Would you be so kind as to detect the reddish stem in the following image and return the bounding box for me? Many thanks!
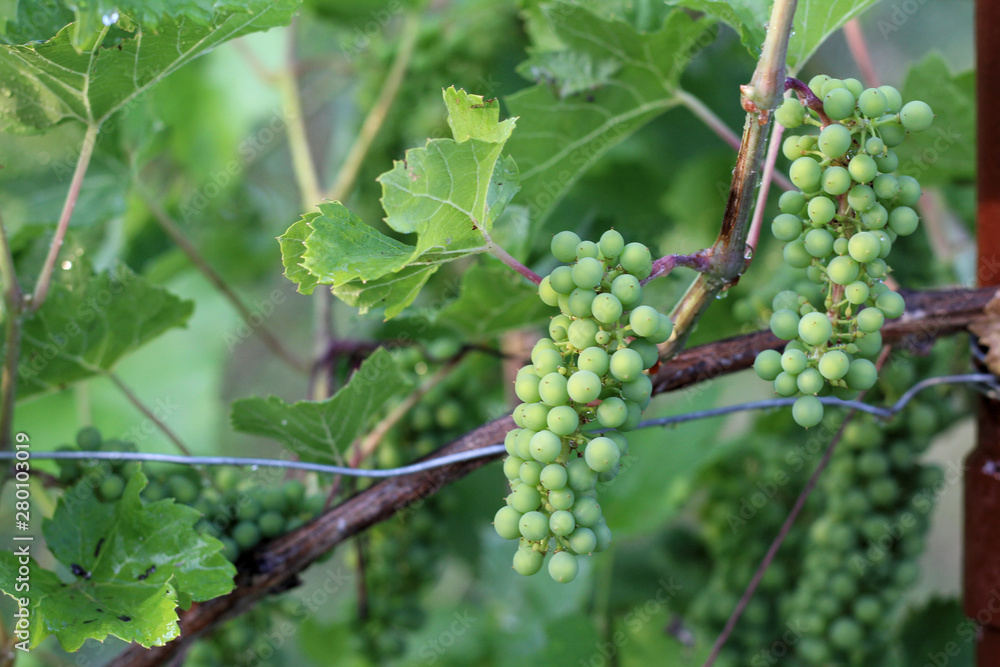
[642,251,713,284]
[785,77,833,127]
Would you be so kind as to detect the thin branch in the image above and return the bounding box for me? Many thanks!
[105,372,193,458]
[325,12,421,202]
[676,89,794,192]
[643,251,712,284]
[747,122,786,252]
[31,124,99,312]
[281,23,323,208]
[138,188,309,373]
[843,19,879,87]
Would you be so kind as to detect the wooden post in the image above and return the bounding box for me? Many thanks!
[964,1,1000,663]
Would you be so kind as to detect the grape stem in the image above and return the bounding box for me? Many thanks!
[785,76,834,126]
[484,233,542,284]
[642,250,713,284]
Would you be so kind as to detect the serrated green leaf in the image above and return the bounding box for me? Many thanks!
[14,264,194,399]
[505,4,715,226]
[898,597,974,667]
[230,347,412,461]
[437,262,551,338]
[0,470,235,651]
[665,0,879,70]
[280,88,519,318]
[0,0,298,133]
[897,54,974,185]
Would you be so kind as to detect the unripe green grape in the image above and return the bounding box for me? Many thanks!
[232,521,262,550]
[779,190,807,214]
[538,277,560,306]
[627,338,659,369]
[549,314,571,341]
[628,305,659,337]
[857,87,888,117]
[861,203,888,230]
[848,153,878,183]
[584,437,620,473]
[540,464,568,490]
[754,349,783,381]
[609,348,644,382]
[793,395,824,428]
[646,314,674,344]
[842,77,864,98]
[772,290,801,312]
[818,350,850,380]
[827,255,861,285]
[592,521,613,552]
[856,307,885,334]
[619,242,652,279]
[519,460,542,485]
[503,454,523,479]
[76,426,102,450]
[817,124,852,159]
[872,229,893,257]
[568,527,598,554]
[798,312,833,345]
[515,372,541,403]
[529,429,562,463]
[576,241,599,259]
[878,85,903,113]
[573,496,603,526]
[548,550,579,583]
[548,487,575,511]
[804,228,834,257]
[783,240,813,269]
[512,547,544,575]
[900,100,934,132]
[781,348,808,374]
[532,347,562,376]
[578,346,610,376]
[872,174,899,201]
[538,372,569,406]
[790,156,823,190]
[617,400,642,432]
[595,228,624,259]
[551,231,582,263]
[566,458,597,492]
[848,184,877,212]
[829,617,864,650]
[259,511,286,538]
[620,374,652,407]
[888,206,919,236]
[770,309,801,340]
[591,293,623,324]
[782,134,803,161]
[168,475,200,504]
[865,136,885,155]
[876,290,905,318]
[549,510,576,536]
[822,166,852,195]
[567,369,602,404]
[550,266,577,294]
[808,74,831,96]
[557,293,572,317]
[874,149,899,172]
[797,368,825,395]
[567,288,597,318]
[494,506,522,540]
[567,318,599,350]
[866,258,888,279]
[518,511,550,541]
[848,231,881,263]
[572,257,604,289]
[845,358,878,390]
[610,274,642,308]
[596,397,627,428]
[773,371,799,397]
[509,484,542,513]
[521,402,549,431]
[855,330,882,357]
[771,213,803,242]
[594,330,612,346]
[844,281,870,304]
[896,175,922,206]
[877,117,906,147]
[808,197,837,226]
[775,97,806,128]
[546,404,579,436]
[99,474,125,501]
[823,88,856,120]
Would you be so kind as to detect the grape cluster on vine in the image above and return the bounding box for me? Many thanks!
[756,75,934,427]
[496,230,672,582]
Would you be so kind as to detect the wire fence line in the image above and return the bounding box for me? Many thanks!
[2,373,996,478]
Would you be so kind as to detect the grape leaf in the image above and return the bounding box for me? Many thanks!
[437,262,552,338]
[230,347,412,462]
[0,470,235,651]
[14,264,194,399]
[279,88,519,318]
[504,4,715,226]
[897,54,975,185]
[0,0,298,133]
[664,0,878,70]
[897,598,974,667]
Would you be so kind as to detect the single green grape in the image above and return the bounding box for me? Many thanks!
[857,88,888,117]
[779,190,807,214]
[508,483,542,513]
[822,166,852,195]
[900,100,934,132]
[578,347,610,376]
[845,358,878,390]
[591,292,623,324]
[572,257,604,289]
[770,309,801,340]
[798,312,833,345]
[783,240,813,269]
[518,511,551,541]
[790,157,823,190]
[576,241,600,259]
[596,397,628,428]
[512,547,544,576]
[878,85,903,113]
[797,368,825,395]
[823,88,856,120]
[573,497,603,526]
[584,437,620,473]
[792,395,824,428]
[876,291,905,318]
[540,464,568,490]
[494,506,522,540]
[519,460,543,485]
[567,318,600,350]
[609,349,644,382]
[888,206,919,236]
[772,214,803,242]
[551,231,582,263]
[808,197,837,226]
[629,305,660,337]
[567,288,597,318]
[848,153,878,183]
[754,349,783,381]
[546,405,579,436]
[549,510,576,536]
[619,243,652,279]
[599,229,625,260]
[548,551,579,583]
[848,231,881,263]
[818,351,850,380]
[567,527,597,555]
[567,370,602,404]
[804,228,834,257]
[529,429,562,463]
[817,124,852,159]
[827,255,861,285]
[610,274,642,308]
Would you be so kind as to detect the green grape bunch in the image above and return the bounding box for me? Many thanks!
[494,230,673,583]
[756,76,935,428]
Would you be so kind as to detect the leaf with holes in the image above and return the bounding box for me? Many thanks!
[0,0,298,133]
[0,470,235,651]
